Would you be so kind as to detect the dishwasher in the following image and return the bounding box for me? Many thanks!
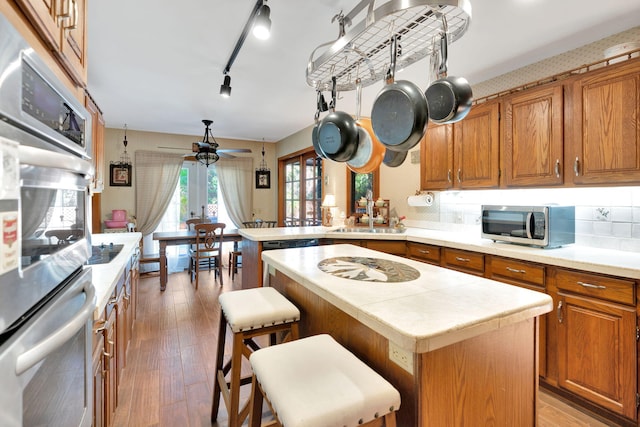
[262,239,320,251]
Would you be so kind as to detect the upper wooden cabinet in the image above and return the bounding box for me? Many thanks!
[15,0,87,86]
[453,100,500,189]
[502,83,564,187]
[566,59,640,185]
[85,93,105,193]
[420,122,453,190]
[420,101,500,190]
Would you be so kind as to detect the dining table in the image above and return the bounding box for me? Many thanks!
[152,228,241,291]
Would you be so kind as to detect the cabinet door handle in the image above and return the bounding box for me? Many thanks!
[506,267,526,274]
[456,169,462,183]
[63,0,78,30]
[554,159,560,178]
[557,300,563,323]
[447,170,452,183]
[573,157,580,176]
[418,249,430,254]
[455,257,470,263]
[577,281,606,290]
[57,0,71,23]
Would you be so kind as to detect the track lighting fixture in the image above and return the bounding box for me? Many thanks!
[220,0,273,98]
[253,1,271,40]
[220,75,232,98]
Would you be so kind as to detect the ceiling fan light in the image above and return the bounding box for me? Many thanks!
[220,75,232,98]
[253,4,271,40]
[196,150,219,167]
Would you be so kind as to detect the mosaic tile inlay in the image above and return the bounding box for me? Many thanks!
[318,256,420,283]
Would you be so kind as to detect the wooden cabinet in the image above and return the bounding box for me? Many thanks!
[420,101,500,190]
[15,0,87,86]
[93,319,106,427]
[420,123,454,190]
[406,242,441,265]
[363,240,406,256]
[487,256,548,378]
[553,268,637,420]
[86,93,105,194]
[441,248,484,276]
[92,247,139,427]
[566,59,640,185]
[103,301,117,426]
[502,83,565,187]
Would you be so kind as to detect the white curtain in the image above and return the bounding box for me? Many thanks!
[134,151,183,236]
[217,158,253,228]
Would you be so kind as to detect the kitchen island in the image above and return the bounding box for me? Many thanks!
[262,244,553,426]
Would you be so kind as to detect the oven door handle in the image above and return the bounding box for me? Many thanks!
[15,279,96,375]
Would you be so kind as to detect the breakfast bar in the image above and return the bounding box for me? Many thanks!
[262,244,553,426]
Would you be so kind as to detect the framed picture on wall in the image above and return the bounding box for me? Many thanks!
[256,170,270,189]
[110,164,132,187]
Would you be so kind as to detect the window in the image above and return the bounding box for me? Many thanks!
[279,150,322,226]
[144,162,232,273]
[346,169,379,214]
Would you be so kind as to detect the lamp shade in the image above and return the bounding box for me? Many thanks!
[322,194,336,207]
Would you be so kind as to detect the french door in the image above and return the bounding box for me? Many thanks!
[278,150,322,226]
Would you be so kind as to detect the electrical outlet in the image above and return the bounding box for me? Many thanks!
[389,341,413,374]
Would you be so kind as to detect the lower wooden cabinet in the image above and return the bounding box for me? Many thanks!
[441,248,484,276]
[553,268,637,421]
[93,250,139,427]
[406,242,441,265]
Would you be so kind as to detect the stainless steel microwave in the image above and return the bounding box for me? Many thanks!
[481,205,575,248]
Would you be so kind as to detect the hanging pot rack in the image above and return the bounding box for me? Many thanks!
[306,0,472,92]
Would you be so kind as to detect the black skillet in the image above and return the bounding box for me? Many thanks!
[425,16,473,124]
[317,77,359,162]
[371,35,429,152]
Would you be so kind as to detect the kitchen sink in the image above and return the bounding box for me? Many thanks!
[332,227,406,234]
[87,244,124,265]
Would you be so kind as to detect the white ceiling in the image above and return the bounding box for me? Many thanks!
[86,0,640,143]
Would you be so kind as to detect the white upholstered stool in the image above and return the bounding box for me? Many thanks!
[248,334,401,427]
[211,287,300,427]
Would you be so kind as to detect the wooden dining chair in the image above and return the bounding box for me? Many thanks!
[189,222,225,289]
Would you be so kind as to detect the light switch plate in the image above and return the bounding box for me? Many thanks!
[410,150,420,164]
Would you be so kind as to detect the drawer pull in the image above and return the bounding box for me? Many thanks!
[577,281,606,290]
[455,257,470,263]
[418,249,430,254]
[506,267,526,274]
[557,301,563,323]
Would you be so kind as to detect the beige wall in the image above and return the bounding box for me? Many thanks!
[98,128,277,227]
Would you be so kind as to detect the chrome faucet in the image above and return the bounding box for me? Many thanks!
[366,189,374,232]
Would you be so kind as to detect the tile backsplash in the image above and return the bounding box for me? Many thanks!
[405,187,640,253]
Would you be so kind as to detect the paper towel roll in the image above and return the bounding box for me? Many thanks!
[407,194,433,207]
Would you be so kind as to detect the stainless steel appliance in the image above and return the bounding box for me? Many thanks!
[481,205,575,248]
[0,12,95,427]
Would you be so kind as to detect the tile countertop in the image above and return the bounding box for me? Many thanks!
[239,226,640,280]
[262,244,553,354]
[88,232,142,320]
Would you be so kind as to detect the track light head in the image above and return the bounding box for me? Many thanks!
[220,75,231,98]
[253,4,271,40]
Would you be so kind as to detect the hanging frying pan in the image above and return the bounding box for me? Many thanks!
[347,79,385,173]
[317,76,359,162]
[371,35,428,152]
[312,90,328,158]
[382,147,407,167]
[425,16,473,124]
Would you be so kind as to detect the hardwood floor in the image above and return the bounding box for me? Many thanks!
[114,269,618,427]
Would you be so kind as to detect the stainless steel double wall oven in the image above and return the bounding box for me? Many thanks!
[0,12,96,427]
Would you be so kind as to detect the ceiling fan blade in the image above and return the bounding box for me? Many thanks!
[218,152,237,159]
[218,148,252,153]
[158,146,188,150]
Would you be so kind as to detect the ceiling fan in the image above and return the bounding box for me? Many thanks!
[158,119,251,165]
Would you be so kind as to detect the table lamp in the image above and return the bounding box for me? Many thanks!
[321,194,336,227]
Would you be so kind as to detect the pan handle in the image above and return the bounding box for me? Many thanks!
[385,35,399,85]
[330,76,337,111]
[356,78,363,120]
[438,15,449,78]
